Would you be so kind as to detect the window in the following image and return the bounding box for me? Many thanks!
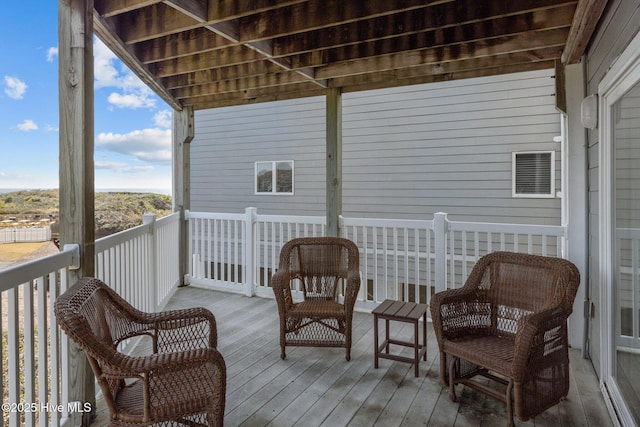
[255,161,294,195]
[512,151,555,197]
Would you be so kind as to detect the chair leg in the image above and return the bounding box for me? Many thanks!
[281,345,286,360]
[506,380,515,427]
[439,351,448,386]
[448,356,458,402]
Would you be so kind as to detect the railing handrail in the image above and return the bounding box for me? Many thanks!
[186,210,246,221]
[616,227,640,238]
[95,212,180,252]
[156,211,180,227]
[0,244,79,292]
[341,215,433,229]
[257,213,326,224]
[95,222,152,251]
[449,219,566,235]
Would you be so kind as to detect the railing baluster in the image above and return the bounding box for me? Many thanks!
[8,287,20,427]
[24,282,35,427]
[49,271,60,427]
[38,276,48,427]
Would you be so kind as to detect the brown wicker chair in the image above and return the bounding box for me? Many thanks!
[272,237,361,361]
[430,251,580,426]
[54,277,226,426]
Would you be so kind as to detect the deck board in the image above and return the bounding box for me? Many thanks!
[90,286,614,427]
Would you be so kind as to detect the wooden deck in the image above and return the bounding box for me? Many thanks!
[91,286,613,427]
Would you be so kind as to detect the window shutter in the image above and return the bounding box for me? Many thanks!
[514,152,553,196]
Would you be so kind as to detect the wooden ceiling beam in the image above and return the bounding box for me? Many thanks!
[173,73,314,98]
[135,28,233,64]
[168,0,326,86]
[91,0,592,110]
[340,61,555,94]
[164,0,207,22]
[162,61,286,89]
[182,61,555,110]
[272,2,576,57]
[152,45,266,77]
[94,0,162,18]
[239,0,574,42]
[182,85,327,109]
[173,48,559,99]
[114,3,201,44]
[205,0,309,22]
[288,10,572,70]
[316,27,568,80]
[561,0,608,64]
[238,0,451,42]
[329,49,560,88]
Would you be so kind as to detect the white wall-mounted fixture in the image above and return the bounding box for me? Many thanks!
[581,94,598,129]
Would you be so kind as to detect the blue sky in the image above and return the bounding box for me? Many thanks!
[0,2,172,193]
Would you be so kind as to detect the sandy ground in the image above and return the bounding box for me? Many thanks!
[0,241,60,269]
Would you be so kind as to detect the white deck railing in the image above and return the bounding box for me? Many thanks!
[0,212,180,426]
[95,213,181,312]
[0,208,569,426]
[188,210,568,310]
[0,244,78,427]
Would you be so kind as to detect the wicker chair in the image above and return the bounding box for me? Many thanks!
[272,237,361,361]
[430,251,580,426]
[54,278,226,426]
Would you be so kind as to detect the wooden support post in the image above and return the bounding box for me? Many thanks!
[326,88,342,237]
[172,107,194,286]
[58,0,95,424]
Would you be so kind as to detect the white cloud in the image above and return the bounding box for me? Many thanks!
[107,92,156,109]
[96,128,172,164]
[44,124,59,132]
[17,119,38,131]
[4,76,28,99]
[153,110,172,128]
[94,37,157,110]
[47,47,58,62]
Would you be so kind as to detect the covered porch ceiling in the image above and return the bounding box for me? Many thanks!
[94,0,608,111]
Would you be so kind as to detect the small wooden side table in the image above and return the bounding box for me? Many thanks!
[373,299,428,377]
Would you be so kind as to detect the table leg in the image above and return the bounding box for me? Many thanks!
[385,319,390,353]
[374,314,379,368]
[422,311,427,361]
[414,319,419,377]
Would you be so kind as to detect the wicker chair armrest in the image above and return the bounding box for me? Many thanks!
[430,287,483,341]
[103,346,223,378]
[272,270,294,311]
[512,307,570,379]
[121,306,212,329]
[343,272,361,313]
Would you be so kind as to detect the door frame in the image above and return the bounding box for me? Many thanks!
[598,28,640,427]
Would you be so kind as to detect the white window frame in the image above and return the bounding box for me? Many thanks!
[254,160,294,195]
[511,150,555,198]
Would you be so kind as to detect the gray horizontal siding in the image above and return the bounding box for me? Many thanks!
[191,96,327,215]
[190,69,561,224]
[342,69,560,224]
